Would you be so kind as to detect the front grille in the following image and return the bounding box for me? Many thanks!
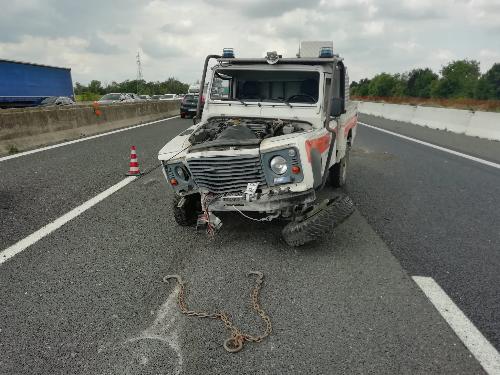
[187,155,267,194]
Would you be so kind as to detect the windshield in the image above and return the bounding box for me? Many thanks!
[100,94,121,100]
[211,69,320,104]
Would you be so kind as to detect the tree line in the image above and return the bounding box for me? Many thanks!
[350,60,500,100]
[74,78,190,100]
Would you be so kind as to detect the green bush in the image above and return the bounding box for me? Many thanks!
[350,58,498,101]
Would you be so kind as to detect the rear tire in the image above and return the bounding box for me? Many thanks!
[172,194,200,226]
[281,195,354,247]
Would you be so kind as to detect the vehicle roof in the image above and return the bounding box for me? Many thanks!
[0,58,71,71]
[217,57,341,65]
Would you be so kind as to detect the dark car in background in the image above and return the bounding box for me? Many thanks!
[180,94,203,118]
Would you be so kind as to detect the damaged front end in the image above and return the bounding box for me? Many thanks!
[162,117,316,229]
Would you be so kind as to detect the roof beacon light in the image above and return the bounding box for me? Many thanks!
[319,46,334,58]
[222,48,235,58]
[266,51,279,65]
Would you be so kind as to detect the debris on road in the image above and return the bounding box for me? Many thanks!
[164,271,272,353]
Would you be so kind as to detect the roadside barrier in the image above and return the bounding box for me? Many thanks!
[126,145,141,175]
[357,101,500,141]
[0,100,180,155]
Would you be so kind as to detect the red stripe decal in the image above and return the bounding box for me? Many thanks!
[344,115,358,136]
[305,133,331,162]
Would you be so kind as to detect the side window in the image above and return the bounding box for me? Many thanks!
[211,75,231,99]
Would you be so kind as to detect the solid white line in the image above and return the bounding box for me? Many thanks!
[358,122,500,170]
[0,176,137,266]
[413,276,500,374]
[0,116,179,163]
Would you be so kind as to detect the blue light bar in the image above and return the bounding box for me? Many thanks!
[319,47,334,58]
[222,48,235,58]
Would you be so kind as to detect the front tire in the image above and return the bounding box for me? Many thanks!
[329,146,350,188]
[281,195,355,247]
[172,194,200,226]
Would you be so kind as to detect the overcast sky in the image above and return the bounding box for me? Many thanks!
[0,0,499,85]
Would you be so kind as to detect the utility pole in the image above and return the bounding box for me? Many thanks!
[136,51,143,94]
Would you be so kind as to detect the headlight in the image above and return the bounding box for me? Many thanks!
[175,166,188,180]
[270,156,288,175]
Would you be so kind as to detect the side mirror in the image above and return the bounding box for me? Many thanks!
[330,97,344,117]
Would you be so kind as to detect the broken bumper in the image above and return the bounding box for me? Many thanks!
[208,189,316,212]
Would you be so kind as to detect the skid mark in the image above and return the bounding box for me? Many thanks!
[123,286,184,375]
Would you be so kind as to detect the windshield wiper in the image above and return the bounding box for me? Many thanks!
[271,98,292,108]
[236,98,248,106]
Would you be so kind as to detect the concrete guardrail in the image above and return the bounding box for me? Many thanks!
[357,101,500,141]
[0,100,180,155]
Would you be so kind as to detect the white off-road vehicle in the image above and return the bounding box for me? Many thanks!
[158,42,358,246]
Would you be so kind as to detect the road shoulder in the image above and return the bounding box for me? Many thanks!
[359,113,500,164]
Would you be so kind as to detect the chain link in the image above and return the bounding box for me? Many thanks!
[164,271,272,353]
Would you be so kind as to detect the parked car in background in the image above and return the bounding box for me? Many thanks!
[151,95,162,100]
[38,96,75,107]
[139,95,151,100]
[97,93,130,104]
[180,93,203,118]
[160,94,177,101]
[127,93,144,101]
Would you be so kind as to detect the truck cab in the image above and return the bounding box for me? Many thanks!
[158,42,357,245]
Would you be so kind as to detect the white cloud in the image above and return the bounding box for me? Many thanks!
[362,21,385,36]
[479,49,500,71]
[0,0,498,84]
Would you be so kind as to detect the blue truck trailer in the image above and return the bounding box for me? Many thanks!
[0,59,74,108]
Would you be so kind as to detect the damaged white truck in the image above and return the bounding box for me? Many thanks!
[158,42,358,246]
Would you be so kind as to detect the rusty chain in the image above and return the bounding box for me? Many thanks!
[163,271,272,353]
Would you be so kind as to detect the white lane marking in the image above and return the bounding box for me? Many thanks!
[413,276,500,375]
[0,116,179,163]
[0,176,136,266]
[358,122,500,170]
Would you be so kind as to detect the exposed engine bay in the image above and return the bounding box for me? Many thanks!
[188,117,312,150]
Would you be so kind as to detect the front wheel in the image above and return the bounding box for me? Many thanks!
[281,195,355,246]
[328,146,350,188]
[172,194,200,226]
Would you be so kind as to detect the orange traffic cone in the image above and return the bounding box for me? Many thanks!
[126,146,142,175]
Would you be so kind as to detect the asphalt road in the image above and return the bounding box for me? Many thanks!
[351,114,500,351]
[0,115,497,374]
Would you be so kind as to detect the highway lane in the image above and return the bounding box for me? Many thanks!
[349,115,500,351]
[0,163,483,374]
[0,116,186,250]
[0,116,494,374]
